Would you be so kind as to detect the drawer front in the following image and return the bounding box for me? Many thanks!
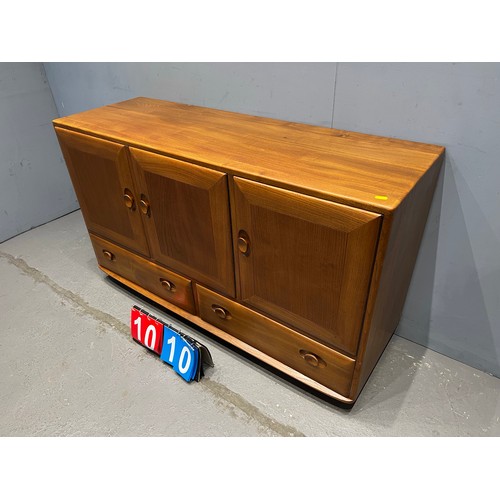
[196,285,355,396]
[90,234,196,314]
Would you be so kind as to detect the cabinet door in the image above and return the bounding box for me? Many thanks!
[129,148,235,297]
[55,128,149,256]
[232,177,381,356]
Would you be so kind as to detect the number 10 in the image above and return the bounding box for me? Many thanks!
[133,315,157,351]
[166,336,192,374]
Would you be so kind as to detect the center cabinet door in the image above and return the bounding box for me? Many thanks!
[231,177,382,356]
[129,148,235,297]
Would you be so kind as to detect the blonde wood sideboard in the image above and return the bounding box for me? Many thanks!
[54,97,444,405]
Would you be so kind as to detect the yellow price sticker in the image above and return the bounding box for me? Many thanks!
[375,195,388,200]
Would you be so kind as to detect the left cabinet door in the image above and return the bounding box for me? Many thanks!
[55,128,149,256]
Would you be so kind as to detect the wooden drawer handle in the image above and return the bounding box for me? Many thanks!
[299,350,326,368]
[102,250,115,261]
[123,189,135,210]
[159,278,176,293]
[211,304,231,320]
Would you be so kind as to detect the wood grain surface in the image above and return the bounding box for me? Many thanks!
[90,233,196,314]
[53,97,445,215]
[349,154,444,400]
[196,284,356,397]
[231,177,381,355]
[129,147,235,296]
[55,127,150,256]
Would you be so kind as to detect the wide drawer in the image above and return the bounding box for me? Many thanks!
[196,285,355,397]
[90,234,196,314]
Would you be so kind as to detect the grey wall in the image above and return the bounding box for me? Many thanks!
[44,62,337,126]
[333,63,500,381]
[0,63,78,242]
[43,62,500,379]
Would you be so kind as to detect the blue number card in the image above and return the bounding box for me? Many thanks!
[161,326,200,382]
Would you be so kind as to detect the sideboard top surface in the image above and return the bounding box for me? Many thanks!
[53,97,445,214]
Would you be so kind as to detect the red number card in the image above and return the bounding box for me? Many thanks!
[130,306,164,355]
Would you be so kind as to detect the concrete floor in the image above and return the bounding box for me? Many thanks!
[1,210,499,437]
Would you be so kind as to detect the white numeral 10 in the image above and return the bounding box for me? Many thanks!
[166,335,192,374]
[133,316,157,350]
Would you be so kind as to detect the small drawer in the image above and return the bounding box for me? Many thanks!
[196,285,355,397]
[90,234,196,314]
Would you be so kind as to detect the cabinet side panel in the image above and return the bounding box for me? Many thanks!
[350,154,444,400]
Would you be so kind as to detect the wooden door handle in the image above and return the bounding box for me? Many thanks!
[139,196,151,216]
[237,230,250,256]
[211,304,231,320]
[159,278,176,292]
[123,189,135,210]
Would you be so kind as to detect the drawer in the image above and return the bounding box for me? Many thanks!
[196,284,355,396]
[90,234,196,314]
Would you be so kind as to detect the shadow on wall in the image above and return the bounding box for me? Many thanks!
[398,154,500,379]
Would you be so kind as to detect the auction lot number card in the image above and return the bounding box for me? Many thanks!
[130,305,213,382]
[131,306,163,354]
[160,326,199,382]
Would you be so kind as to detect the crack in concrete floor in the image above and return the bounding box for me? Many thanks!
[0,249,304,437]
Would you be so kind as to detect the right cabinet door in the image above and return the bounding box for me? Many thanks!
[232,177,382,356]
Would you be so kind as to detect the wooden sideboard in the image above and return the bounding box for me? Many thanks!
[53,97,444,405]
